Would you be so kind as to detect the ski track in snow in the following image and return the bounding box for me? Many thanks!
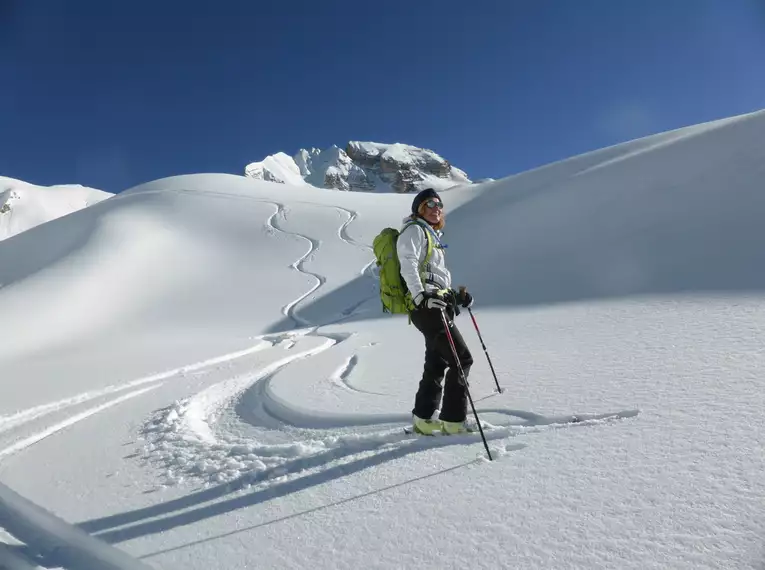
[0,191,390,487]
[144,348,638,487]
[142,324,637,488]
[268,202,377,327]
[135,197,419,486]
[265,203,326,329]
[1,186,637,497]
[0,190,374,457]
[0,386,161,460]
[0,339,277,459]
[335,206,377,279]
[329,354,386,396]
[137,193,638,487]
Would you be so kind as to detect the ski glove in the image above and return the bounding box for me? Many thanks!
[455,288,474,309]
[413,291,448,310]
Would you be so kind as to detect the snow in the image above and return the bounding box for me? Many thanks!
[244,152,308,186]
[0,528,44,570]
[0,481,150,569]
[300,145,360,190]
[349,140,453,171]
[248,141,472,193]
[294,148,321,177]
[346,140,387,158]
[451,165,472,183]
[0,176,112,241]
[1,109,765,569]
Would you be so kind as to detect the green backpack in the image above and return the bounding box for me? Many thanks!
[373,220,434,314]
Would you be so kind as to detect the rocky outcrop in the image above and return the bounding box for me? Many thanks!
[245,141,471,193]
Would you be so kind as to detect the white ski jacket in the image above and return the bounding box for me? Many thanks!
[396,217,452,300]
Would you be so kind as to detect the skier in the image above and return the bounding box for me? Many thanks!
[396,188,475,435]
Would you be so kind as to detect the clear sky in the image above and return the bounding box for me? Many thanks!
[1,0,764,192]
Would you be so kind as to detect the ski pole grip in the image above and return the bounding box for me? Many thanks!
[459,285,467,294]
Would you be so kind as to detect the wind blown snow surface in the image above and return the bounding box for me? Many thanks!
[1,110,765,569]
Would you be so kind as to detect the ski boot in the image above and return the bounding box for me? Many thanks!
[412,414,443,436]
[440,419,476,435]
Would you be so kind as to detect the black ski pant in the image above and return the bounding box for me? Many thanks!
[410,306,473,423]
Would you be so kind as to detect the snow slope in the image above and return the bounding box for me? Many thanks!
[0,176,112,241]
[1,110,765,569]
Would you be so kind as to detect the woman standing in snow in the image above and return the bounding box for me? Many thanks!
[396,188,474,435]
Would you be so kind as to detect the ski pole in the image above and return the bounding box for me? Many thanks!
[440,308,493,461]
[458,286,502,394]
[467,308,503,393]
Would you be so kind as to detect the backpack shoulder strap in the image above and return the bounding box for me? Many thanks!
[422,226,434,265]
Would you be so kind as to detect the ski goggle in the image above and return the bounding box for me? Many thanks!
[425,199,443,209]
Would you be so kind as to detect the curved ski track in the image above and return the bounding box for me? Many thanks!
[138,195,637,487]
[328,354,386,396]
[0,339,276,459]
[265,203,324,329]
[139,197,411,485]
[0,195,379,462]
[0,188,637,495]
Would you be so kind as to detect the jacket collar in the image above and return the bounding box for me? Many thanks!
[403,215,442,236]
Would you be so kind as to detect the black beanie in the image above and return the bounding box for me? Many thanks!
[411,188,441,216]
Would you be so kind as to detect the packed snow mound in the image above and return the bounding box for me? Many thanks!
[0,176,112,241]
[245,141,471,193]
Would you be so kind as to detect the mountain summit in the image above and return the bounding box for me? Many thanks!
[245,141,471,193]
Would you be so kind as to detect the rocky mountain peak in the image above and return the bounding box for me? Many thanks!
[245,141,471,193]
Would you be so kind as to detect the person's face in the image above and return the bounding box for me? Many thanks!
[422,198,443,225]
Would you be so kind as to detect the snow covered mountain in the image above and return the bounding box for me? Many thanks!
[245,141,472,193]
[2,109,765,569]
[0,176,112,241]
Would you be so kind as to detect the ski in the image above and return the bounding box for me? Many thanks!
[403,425,484,437]
[402,409,638,436]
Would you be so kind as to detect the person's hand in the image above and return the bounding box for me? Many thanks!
[414,291,448,310]
[456,288,473,308]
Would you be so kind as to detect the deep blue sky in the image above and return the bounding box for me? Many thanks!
[1,1,764,193]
